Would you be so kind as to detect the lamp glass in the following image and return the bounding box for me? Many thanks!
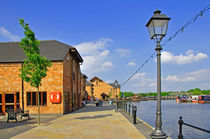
[147,19,169,40]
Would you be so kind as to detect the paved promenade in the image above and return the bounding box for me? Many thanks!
[10,102,146,139]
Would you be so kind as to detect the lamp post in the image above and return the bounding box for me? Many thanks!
[146,10,170,139]
[114,80,118,99]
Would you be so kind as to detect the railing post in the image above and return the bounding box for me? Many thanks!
[133,106,137,124]
[124,101,125,111]
[132,105,134,117]
[126,102,127,113]
[128,104,130,115]
[178,116,184,139]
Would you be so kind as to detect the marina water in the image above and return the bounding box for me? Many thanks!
[133,100,210,139]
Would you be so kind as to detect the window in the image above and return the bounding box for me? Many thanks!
[32,92,36,105]
[16,92,19,103]
[27,92,31,106]
[5,94,14,103]
[27,92,47,106]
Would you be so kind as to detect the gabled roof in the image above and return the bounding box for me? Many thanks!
[89,76,103,82]
[0,40,83,63]
[90,76,121,88]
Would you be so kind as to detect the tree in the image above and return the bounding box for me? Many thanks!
[119,92,124,98]
[18,18,52,125]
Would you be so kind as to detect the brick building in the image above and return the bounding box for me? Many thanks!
[0,40,85,115]
[89,76,120,100]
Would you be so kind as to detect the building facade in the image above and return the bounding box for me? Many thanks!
[0,40,84,115]
[85,81,94,99]
[89,76,120,100]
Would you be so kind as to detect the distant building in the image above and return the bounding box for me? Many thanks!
[89,76,120,100]
[86,81,94,98]
[81,74,88,101]
[0,40,85,115]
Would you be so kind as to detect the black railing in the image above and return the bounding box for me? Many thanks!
[178,116,210,139]
[117,101,137,124]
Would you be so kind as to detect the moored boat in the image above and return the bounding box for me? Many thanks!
[191,95,199,103]
[176,96,191,103]
[198,95,210,103]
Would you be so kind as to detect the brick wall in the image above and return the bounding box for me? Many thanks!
[24,61,64,114]
[0,53,83,114]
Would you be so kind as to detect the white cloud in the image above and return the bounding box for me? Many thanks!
[165,75,180,82]
[75,39,113,76]
[75,38,112,56]
[0,26,20,41]
[161,50,208,64]
[132,72,146,80]
[122,69,210,93]
[99,50,109,57]
[102,61,113,67]
[127,61,136,67]
[164,69,210,82]
[115,48,130,57]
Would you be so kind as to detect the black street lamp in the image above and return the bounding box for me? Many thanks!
[146,10,170,139]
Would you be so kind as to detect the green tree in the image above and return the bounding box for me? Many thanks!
[119,92,123,98]
[18,18,52,125]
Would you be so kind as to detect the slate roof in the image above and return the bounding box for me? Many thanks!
[0,40,83,63]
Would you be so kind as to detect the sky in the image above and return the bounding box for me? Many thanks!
[0,0,210,93]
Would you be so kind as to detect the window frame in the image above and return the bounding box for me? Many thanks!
[27,92,47,106]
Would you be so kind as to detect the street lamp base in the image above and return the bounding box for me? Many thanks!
[150,129,167,139]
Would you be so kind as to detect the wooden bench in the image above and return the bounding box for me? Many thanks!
[6,108,30,123]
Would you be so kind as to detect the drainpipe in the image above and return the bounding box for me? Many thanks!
[21,62,24,111]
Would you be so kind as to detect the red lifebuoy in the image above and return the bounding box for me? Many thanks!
[49,91,61,103]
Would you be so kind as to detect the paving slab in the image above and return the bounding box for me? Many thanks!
[11,103,146,139]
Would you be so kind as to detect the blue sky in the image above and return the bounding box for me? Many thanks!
[0,0,210,93]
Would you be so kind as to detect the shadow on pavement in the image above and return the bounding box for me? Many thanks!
[0,118,36,130]
[0,115,62,139]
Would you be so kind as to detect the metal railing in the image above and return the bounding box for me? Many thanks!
[115,101,137,124]
[178,116,210,139]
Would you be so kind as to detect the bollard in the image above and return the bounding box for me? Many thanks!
[132,105,134,117]
[178,116,184,139]
[115,102,119,112]
[133,106,137,124]
[128,104,130,115]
